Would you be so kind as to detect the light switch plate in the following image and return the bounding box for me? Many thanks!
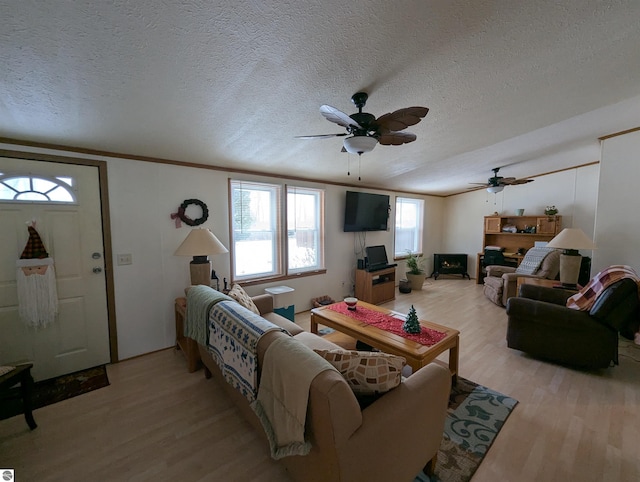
[117,253,133,265]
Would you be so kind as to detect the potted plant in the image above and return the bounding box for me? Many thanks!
[405,251,427,291]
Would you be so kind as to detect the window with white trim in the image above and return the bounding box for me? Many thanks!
[394,196,424,257]
[230,180,325,282]
[0,174,76,203]
[287,186,324,273]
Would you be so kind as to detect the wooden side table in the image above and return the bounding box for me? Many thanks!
[516,277,579,295]
[0,363,37,430]
[175,297,201,372]
[516,277,559,292]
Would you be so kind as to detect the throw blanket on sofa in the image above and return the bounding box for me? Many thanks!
[251,336,338,460]
[208,300,285,402]
[567,265,640,311]
[515,247,556,275]
[185,286,233,346]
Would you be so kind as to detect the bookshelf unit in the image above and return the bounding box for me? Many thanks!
[476,215,562,284]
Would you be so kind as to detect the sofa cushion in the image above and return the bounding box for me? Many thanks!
[314,349,405,395]
[293,331,343,351]
[261,311,304,335]
[228,284,260,314]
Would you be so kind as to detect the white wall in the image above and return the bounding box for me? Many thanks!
[1,142,604,360]
[442,163,600,278]
[106,161,446,359]
[595,130,640,272]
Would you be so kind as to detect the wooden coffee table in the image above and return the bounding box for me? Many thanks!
[311,301,460,383]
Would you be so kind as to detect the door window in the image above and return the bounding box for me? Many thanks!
[0,174,76,203]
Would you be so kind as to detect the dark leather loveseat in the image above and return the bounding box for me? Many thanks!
[505,278,640,369]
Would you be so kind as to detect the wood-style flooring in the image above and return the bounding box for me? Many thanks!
[1,279,639,481]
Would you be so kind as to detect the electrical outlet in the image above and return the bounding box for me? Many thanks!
[117,253,133,265]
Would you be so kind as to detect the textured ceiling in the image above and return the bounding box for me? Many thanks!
[2,1,640,195]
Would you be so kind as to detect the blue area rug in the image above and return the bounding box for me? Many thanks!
[415,377,518,482]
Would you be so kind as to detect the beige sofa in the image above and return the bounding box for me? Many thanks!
[190,293,451,482]
[483,249,561,306]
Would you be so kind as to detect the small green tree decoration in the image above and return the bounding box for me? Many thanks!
[403,305,421,334]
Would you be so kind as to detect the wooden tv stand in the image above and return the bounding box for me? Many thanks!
[355,267,396,305]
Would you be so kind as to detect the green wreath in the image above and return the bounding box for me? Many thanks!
[177,199,209,226]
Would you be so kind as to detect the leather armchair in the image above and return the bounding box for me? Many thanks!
[505,278,640,369]
[483,249,560,306]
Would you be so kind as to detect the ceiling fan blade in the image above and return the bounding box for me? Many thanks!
[506,178,534,185]
[375,107,429,132]
[320,105,362,129]
[295,133,348,139]
[378,131,417,145]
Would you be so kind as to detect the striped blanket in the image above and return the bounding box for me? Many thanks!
[208,300,286,402]
[566,265,640,311]
[185,286,233,346]
[515,247,555,275]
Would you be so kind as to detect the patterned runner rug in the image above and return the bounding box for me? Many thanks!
[415,377,518,482]
[0,365,109,421]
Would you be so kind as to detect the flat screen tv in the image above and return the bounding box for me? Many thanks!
[365,245,389,269]
[343,191,390,232]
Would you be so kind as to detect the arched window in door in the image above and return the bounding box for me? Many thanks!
[0,174,76,203]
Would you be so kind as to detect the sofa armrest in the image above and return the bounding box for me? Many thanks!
[251,294,274,315]
[336,363,451,481]
[486,265,516,277]
[517,284,573,305]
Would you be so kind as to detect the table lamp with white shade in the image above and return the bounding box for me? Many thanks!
[546,228,596,288]
[174,228,228,286]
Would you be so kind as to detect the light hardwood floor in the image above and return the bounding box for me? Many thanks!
[1,279,639,481]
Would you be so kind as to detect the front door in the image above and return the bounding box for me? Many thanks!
[0,157,111,381]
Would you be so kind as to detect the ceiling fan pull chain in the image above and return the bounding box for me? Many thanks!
[358,154,362,181]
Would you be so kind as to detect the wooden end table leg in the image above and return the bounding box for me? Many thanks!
[450,336,460,385]
[21,368,37,430]
[310,313,319,335]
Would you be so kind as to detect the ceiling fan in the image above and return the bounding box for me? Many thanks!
[470,167,534,193]
[296,92,429,155]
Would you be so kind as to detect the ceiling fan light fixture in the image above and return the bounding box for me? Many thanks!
[486,185,504,194]
[343,135,377,154]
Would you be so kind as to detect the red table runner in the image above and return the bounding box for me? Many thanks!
[327,302,446,347]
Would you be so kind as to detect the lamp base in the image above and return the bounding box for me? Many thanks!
[189,258,211,286]
[559,253,582,288]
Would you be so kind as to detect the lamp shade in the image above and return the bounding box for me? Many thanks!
[174,228,228,256]
[547,228,595,288]
[343,135,377,154]
[546,228,596,251]
[486,185,504,194]
[175,228,228,286]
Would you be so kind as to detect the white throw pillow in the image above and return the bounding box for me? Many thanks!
[228,284,260,315]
